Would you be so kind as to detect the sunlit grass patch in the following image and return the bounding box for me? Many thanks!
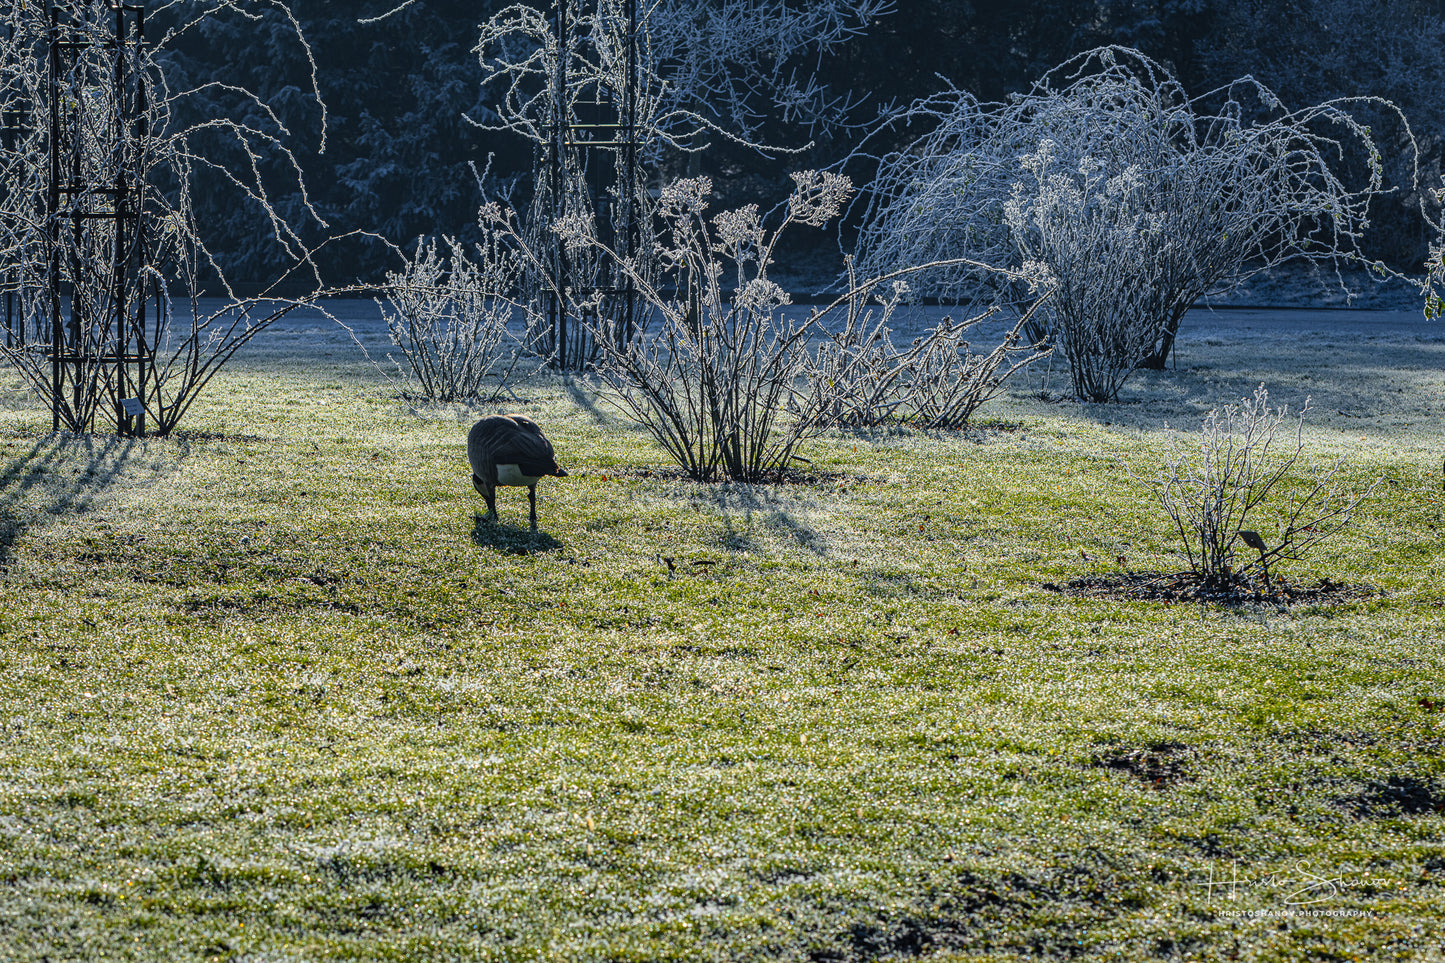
[0,325,1442,961]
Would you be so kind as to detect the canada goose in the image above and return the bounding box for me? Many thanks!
[468,414,568,532]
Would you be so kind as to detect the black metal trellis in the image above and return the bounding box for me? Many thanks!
[544,0,641,370]
[2,2,155,435]
[49,1,153,436]
[2,18,30,356]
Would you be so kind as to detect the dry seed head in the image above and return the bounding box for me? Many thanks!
[787,170,853,226]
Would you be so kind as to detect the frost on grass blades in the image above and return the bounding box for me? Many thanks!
[372,233,529,403]
[851,46,1411,402]
[0,1,331,435]
[1144,385,1379,591]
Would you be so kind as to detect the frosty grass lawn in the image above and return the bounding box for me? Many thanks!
[0,307,1442,961]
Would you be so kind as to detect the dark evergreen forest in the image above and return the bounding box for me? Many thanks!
[158,0,1445,285]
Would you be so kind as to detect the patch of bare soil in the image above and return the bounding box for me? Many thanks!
[1338,775,1445,818]
[1092,741,1196,790]
[1043,571,1376,606]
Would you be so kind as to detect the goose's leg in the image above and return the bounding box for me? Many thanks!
[528,485,538,532]
[475,473,499,523]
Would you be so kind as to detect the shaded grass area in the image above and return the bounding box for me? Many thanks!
[0,339,1443,961]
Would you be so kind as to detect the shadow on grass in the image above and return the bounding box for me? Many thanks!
[0,432,142,569]
[470,512,563,555]
[714,515,764,554]
[836,419,1026,445]
[1035,332,1445,433]
[615,464,831,556]
[563,378,627,428]
[695,484,827,556]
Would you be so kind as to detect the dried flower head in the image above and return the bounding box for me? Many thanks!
[734,278,790,315]
[659,176,713,220]
[551,212,594,251]
[787,170,853,227]
[477,201,507,225]
[712,205,763,257]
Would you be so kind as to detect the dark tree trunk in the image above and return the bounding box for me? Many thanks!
[1138,303,1189,370]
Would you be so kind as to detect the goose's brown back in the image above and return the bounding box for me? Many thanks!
[468,415,563,487]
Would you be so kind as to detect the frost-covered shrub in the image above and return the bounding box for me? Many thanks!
[804,272,916,429]
[464,0,887,370]
[903,310,1045,430]
[377,234,526,402]
[0,1,328,435]
[804,263,1048,429]
[486,170,1047,477]
[572,172,852,482]
[1003,141,1180,402]
[1144,385,1377,588]
[853,46,1405,401]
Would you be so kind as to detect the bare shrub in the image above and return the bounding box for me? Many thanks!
[1423,178,1445,320]
[804,261,1049,429]
[853,46,1410,401]
[572,172,851,482]
[484,172,1048,479]
[1203,0,1445,268]
[375,234,527,402]
[0,1,330,435]
[455,0,889,370]
[803,271,915,429]
[1145,385,1378,587]
[903,310,1045,430]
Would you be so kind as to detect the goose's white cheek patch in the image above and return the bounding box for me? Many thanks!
[496,464,541,487]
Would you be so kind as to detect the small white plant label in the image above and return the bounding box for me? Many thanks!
[120,398,143,417]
